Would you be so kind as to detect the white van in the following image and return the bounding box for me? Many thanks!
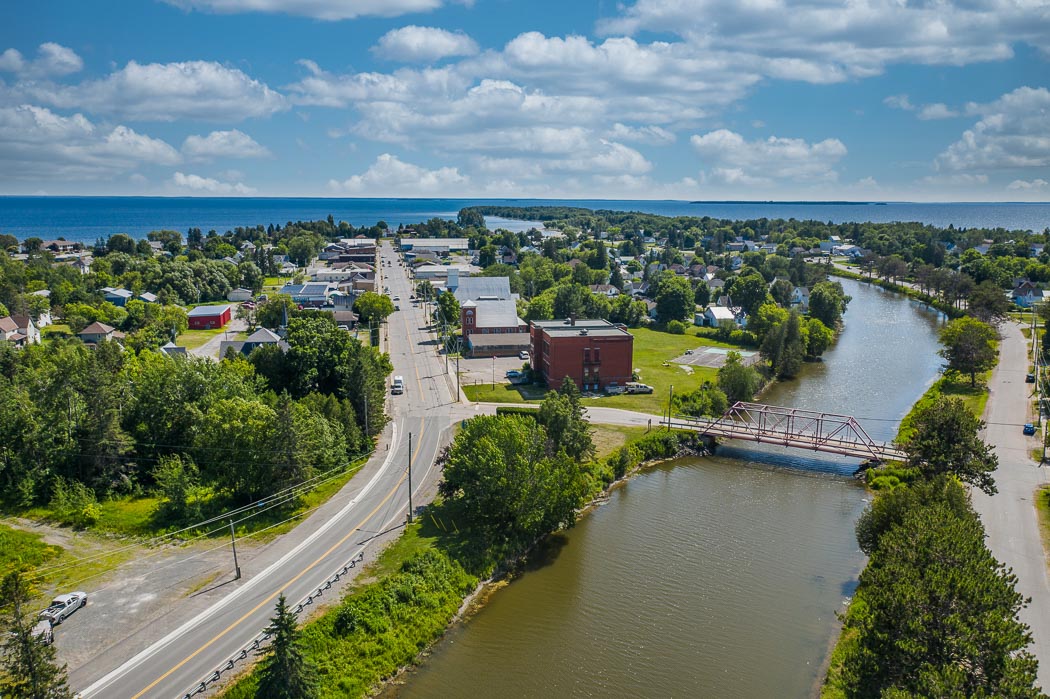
[391,375,404,395]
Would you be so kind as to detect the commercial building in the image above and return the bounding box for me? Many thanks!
[460,297,529,357]
[530,318,634,392]
[187,304,233,330]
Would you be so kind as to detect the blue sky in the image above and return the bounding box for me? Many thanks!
[2,0,1048,201]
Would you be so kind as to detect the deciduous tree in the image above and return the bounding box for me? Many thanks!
[938,317,998,387]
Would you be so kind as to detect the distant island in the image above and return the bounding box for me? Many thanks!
[689,200,887,206]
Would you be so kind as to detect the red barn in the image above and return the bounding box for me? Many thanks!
[530,318,634,392]
[187,304,233,330]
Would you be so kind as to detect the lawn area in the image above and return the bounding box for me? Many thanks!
[42,323,71,338]
[462,327,734,415]
[591,424,650,459]
[1037,486,1050,576]
[176,327,226,349]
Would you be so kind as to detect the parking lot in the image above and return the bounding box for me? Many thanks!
[457,353,531,388]
[671,346,762,368]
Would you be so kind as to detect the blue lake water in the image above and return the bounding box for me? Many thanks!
[0,197,1048,243]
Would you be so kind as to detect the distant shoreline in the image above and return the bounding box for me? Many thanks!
[689,200,887,205]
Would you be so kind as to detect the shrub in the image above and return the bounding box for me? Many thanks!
[666,320,688,335]
[49,478,101,528]
[608,445,642,480]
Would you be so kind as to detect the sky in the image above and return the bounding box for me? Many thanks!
[1,0,1048,201]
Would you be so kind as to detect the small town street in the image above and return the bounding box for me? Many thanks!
[972,320,1050,686]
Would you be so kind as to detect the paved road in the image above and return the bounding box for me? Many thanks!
[187,316,248,360]
[971,321,1050,686]
[74,241,464,699]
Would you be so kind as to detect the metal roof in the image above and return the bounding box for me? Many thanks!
[187,304,232,317]
[454,276,511,303]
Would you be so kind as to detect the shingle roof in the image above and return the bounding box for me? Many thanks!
[80,321,115,334]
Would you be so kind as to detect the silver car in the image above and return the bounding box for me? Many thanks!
[39,591,87,625]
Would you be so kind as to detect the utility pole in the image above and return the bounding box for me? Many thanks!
[456,353,461,401]
[407,432,414,522]
[667,384,674,431]
[364,392,369,438]
[229,520,241,580]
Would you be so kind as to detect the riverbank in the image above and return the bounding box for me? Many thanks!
[827,265,965,319]
[220,426,700,699]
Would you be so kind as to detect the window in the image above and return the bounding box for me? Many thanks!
[594,347,601,363]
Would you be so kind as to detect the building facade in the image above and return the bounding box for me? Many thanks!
[530,318,634,392]
[187,304,233,330]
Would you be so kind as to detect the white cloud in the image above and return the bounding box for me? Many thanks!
[0,104,180,180]
[12,60,287,122]
[1007,178,1049,191]
[171,171,255,194]
[328,153,468,196]
[936,86,1050,171]
[884,94,914,111]
[690,129,847,184]
[920,173,989,186]
[163,0,460,20]
[606,123,675,145]
[918,103,960,120]
[0,43,82,78]
[182,129,271,160]
[600,0,1049,80]
[373,26,478,62]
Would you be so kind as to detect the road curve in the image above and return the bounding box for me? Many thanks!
[73,241,457,699]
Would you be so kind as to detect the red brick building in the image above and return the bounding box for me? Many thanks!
[187,304,233,330]
[530,318,633,392]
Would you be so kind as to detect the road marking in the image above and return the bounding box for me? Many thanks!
[128,419,426,699]
[80,421,404,698]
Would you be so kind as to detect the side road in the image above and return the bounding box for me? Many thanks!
[971,320,1050,687]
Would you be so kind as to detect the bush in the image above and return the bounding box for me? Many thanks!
[494,406,539,420]
[608,445,642,480]
[49,479,101,529]
[666,320,688,335]
[634,431,682,460]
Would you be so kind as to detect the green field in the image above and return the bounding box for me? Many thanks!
[176,327,227,349]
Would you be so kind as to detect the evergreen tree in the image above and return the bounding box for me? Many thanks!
[255,594,318,699]
[0,572,74,699]
[903,396,998,495]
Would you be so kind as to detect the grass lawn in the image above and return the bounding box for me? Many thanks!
[591,424,650,459]
[42,323,71,338]
[1036,486,1050,577]
[176,327,226,349]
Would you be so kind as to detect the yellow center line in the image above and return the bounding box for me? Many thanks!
[130,418,428,699]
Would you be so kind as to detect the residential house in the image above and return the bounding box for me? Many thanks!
[729,256,743,271]
[279,282,337,307]
[791,286,810,312]
[588,284,620,298]
[227,288,253,302]
[701,306,737,328]
[102,287,134,307]
[218,327,288,358]
[1012,280,1047,307]
[78,321,124,346]
[158,342,188,357]
[0,315,41,346]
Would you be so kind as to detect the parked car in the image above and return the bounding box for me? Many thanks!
[684,349,694,355]
[506,370,523,379]
[625,382,654,394]
[1027,373,1036,383]
[605,383,626,395]
[39,592,87,625]
[1024,423,1037,435]
[518,350,530,360]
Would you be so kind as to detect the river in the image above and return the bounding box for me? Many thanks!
[390,278,945,698]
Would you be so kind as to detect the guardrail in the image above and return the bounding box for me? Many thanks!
[177,549,365,699]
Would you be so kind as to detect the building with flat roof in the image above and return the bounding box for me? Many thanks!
[461,297,528,356]
[530,318,634,392]
[399,238,469,254]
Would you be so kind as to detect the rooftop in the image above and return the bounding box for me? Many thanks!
[532,318,632,338]
[187,304,233,317]
[453,276,511,303]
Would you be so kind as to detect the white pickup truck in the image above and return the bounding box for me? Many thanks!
[38,591,87,625]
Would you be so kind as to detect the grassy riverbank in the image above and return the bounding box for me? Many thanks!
[827,266,965,319]
[220,425,694,699]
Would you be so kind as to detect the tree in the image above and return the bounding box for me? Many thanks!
[255,594,318,699]
[805,318,834,358]
[725,272,771,316]
[808,281,850,329]
[237,261,265,294]
[256,294,297,329]
[353,292,395,325]
[457,208,485,228]
[761,309,808,379]
[553,284,588,320]
[938,317,997,387]
[903,396,998,494]
[437,291,460,327]
[287,235,319,267]
[653,272,694,324]
[0,572,75,699]
[717,351,761,403]
[693,280,710,307]
[967,280,1013,325]
[536,377,594,461]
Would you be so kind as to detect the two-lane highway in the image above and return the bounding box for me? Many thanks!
[74,240,459,698]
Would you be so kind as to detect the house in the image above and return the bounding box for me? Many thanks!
[832,244,865,259]
[707,278,726,291]
[460,298,530,357]
[702,306,737,327]
[0,315,41,346]
[625,281,650,297]
[218,327,288,358]
[187,304,233,330]
[1012,280,1046,307]
[330,310,358,328]
[588,284,620,298]
[791,286,810,312]
[729,256,743,271]
[158,342,188,357]
[530,318,634,392]
[38,240,80,254]
[138,292,159,304]
[78,321,124,346]
[227,288,254,302]
[101,287,134,307]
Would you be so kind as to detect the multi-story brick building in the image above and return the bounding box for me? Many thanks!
[530,318,634,392]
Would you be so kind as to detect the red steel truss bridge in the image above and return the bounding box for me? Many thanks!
[664,401,907,462]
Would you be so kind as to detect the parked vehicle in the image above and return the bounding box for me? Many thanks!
[506,370,523,379]
[39,592,87,625]
[391,376,405,395]
[605,383,626,395]
[625,382,654,394]
[1027,373,1036,383]
[519,350,530,360]
[1024,423,1037,435]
